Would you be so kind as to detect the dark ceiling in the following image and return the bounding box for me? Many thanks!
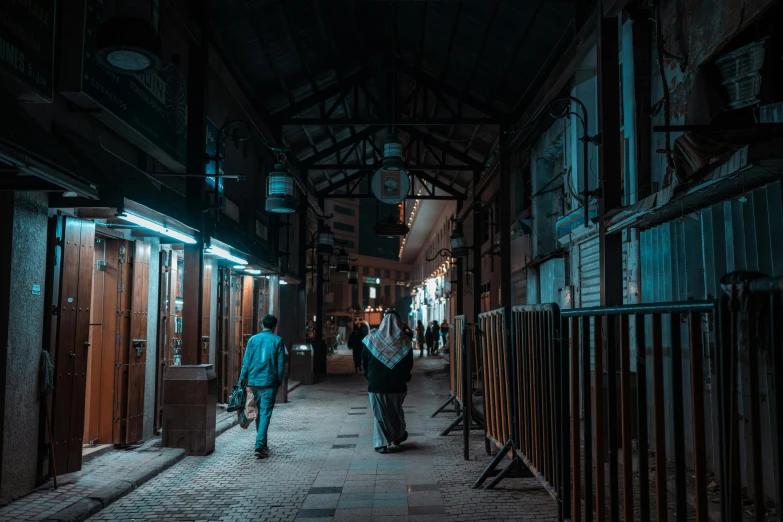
[206,0,576,197]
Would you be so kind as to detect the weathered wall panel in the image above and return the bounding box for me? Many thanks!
[0,193,48,504]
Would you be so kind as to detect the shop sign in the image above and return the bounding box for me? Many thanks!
[364,277,380,284]
[555,199,599,239]
[0,0,56,101]
[77,0,187,166]
[205,118,225,193]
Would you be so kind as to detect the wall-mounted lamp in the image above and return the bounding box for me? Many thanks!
[265,159,298,213]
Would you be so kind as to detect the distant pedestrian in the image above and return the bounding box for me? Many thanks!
[440,319,450,352]
[238,314,286,459]
[362,313,413,454]
[430,320,440,354]
[424,322,434,356]
[348,322,369,374]
[416,320,426,357]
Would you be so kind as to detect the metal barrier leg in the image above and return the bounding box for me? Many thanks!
[440,413,464,436]
[472,438,533,489]
[431,394,456,417]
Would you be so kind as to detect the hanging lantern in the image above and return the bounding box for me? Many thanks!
[336,249,350,273]
[317,224,334,256]
[94,0,163,74]
[381,134,404,171]
[347,266,358,285]
[450,228,469,257]
[265,162,297,213]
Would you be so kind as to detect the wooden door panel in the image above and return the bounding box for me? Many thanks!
[216,268,230,403]
[126,241,149,444]
[155,250,170,433]
[113,241,131,444]
[202,265,211,364]
[241,275,254,365]
[51,217,95,474]
[84,237,105,445]
[68,220,94,472]
[232,276,243,386]
[99,238,119,443]
[52,218,81,470]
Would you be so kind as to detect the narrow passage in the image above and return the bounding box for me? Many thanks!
[88,353,557,521]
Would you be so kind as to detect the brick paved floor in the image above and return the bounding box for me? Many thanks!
[85,350,558,521]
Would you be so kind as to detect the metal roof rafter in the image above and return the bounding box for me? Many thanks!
[300,126,382,167]
[402,125,482,169]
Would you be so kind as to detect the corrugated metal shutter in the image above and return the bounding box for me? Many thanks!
[514,277,527,306]
[578,236,601,308]
[638,180,783,503]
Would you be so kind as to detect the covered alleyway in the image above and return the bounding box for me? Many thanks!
[82,353,556,522]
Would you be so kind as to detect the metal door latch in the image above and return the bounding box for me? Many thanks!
[132,339,146,356]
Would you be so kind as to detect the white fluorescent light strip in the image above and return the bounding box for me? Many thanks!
[206,244,248,265]
[119,211,196,244]
[245,269,261,275]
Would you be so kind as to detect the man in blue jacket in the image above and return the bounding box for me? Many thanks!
[238,314,286,459]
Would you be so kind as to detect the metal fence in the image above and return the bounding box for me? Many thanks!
[561,301,717,522]
[719,273,783,522]
[478,309,513,448]
[512,304,567,502]
[433,315,484,460]
[465,273,782,521]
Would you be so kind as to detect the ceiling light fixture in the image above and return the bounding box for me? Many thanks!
[118,211,196,244]
[94,1,163,74]
[205,243,248,265]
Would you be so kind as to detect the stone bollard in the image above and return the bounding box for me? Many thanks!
[162,364,217,456]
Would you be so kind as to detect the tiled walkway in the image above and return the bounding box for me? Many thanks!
[85,350,558,521]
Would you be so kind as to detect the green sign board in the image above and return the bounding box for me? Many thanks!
[0,0,56,100]
[205,118,225,193]
[82,0,187,165]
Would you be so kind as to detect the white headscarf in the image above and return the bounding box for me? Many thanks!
[362,314,412,369]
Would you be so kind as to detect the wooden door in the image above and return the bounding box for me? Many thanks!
[216,268,231,402]
[126,240,150,444]
[51,216,95,474]
[241,276,254,362]
[112,241,131,444]
[83,236,120,445]
[155,249,170,433]
[232,275,244,385]
[201,264,212,364]
[83,237,104,445]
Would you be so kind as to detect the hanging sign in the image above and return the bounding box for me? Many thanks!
[0,0,56,101]
[60,0,187,169]
[371,169,410,205]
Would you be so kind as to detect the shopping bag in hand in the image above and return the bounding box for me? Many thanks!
[227,385,246,412]
[238,387,257,429]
